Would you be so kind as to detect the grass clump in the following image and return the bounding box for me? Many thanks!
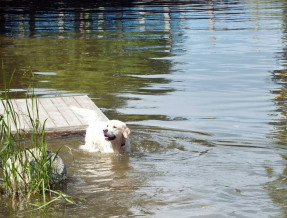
[0,65,71,208]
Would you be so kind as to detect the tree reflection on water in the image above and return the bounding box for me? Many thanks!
[269,0,287,216]
[0,0,186,117]
[2,0,287,216]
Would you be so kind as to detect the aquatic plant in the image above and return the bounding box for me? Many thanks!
[0,64,72,209]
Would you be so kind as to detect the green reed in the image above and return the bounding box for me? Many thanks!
[0,65,73,209]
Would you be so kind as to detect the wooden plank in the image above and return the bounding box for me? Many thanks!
[12,99,34,132]
[61,96,87,125]
[15,99,35,128]
[74,95,108,122]
[45,125,87,134]
[37,98,57,128]
[50,97,83,127]
[36,98,69,128]
[0,96,108,136]
[11,99,31,130]
[0,100,17,132]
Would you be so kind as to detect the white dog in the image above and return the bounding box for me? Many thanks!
[81,119,130,153]
[71,107,130,153]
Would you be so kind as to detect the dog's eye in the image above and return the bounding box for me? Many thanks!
[113,126,117,128]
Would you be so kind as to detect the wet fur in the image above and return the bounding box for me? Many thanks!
[70,107,131,153]
[81,120,131,153]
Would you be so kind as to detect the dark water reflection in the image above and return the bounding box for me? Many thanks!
[1,0,287,217]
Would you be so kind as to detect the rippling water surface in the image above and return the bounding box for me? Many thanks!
[1,0,287,217]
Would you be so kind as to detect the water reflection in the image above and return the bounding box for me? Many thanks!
[43,126,217,217]
[268,0,287,216]
[0,0,187,119]
[46,135,145,217]
[1,0,287,217]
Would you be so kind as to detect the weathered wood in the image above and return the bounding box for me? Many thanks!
[50,97,83,127]
[37,99,57,128]
[0,100,17,131]
[39,98,69,128]
[0,95,108,136]
[73,95,108,122]
[11,99,32,129]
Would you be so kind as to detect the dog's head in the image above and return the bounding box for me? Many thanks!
[103,120,130,143]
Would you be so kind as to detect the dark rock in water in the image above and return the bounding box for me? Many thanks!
[47,151,67,183]
[29,150,67,183]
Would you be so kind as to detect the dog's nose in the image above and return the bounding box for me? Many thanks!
[103,129,108,134]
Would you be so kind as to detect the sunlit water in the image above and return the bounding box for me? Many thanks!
[1,0,287,217]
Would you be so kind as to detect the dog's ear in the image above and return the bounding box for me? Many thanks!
[122,126,130,138]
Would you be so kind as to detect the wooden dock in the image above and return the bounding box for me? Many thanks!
[0,95,108,136]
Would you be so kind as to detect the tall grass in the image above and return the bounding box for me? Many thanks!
[0,65,72,208]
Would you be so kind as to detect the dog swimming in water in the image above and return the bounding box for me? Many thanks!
[71,107,130,153]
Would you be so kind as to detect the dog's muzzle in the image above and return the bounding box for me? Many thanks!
[103,129,116,141]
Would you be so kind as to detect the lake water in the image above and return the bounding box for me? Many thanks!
[1,0,287,217]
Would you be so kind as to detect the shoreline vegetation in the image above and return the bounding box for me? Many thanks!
[0,64,73,212]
